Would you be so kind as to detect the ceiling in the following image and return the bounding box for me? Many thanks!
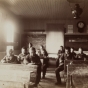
[0,0,88,20]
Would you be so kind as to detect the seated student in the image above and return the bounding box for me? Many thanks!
[1,48,18,63]
[55,49,64,85]
[27,43,33,54]
[64,47,71,60]
[39,45,49,79]
[36,49,41,57]
[28,47,41,87]
[39,45,48,57]
[41,49,49,79]
[70,47,76,60]
[57,46,64,55]
[18,47,30,64]
[76,47,87,60]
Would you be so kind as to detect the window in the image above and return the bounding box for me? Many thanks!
[4,20,15,51]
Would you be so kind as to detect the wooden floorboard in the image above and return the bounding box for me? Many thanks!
[38,70,66,88]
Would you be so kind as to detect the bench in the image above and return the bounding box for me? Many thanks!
[0,63,37,88]
[66,64,88,88]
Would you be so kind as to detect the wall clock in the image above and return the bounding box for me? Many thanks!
[77,21,86,33]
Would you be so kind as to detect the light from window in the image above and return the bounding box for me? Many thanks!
[4,20,15,50]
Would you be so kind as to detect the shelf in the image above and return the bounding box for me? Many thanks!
[69,41,88,43]
[65,33,88,51]
[65,33,88,36]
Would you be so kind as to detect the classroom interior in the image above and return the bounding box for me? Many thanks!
[0,0,88,88]
[0,0,88,57]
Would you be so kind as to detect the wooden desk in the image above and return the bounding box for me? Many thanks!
[66,64,88,88]
[64,60,88,73]
[0,63,37,88]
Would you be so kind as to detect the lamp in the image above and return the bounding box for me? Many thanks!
[67,0,85,19]
[71,4,83,19]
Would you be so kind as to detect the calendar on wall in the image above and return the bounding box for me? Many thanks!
[67,25,73,33]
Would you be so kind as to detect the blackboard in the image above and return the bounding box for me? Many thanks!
[21,33,46,49]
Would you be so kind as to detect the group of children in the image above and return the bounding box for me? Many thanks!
[1,43,49,87]
[55,46,87,86]
[1,43,87,87]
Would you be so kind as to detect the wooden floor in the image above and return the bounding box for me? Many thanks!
[38,69,66,88]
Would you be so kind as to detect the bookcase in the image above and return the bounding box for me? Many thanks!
[64,33,88,51]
